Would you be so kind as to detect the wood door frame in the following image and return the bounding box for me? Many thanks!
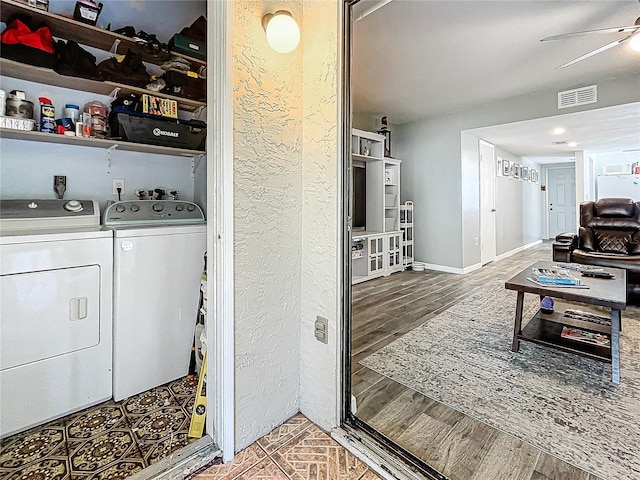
[207,0,235,462]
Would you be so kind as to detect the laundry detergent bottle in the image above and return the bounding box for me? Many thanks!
[39,97,55,133]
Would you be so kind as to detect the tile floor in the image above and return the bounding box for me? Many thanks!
[192,413,380,480]
[0,376,200,479]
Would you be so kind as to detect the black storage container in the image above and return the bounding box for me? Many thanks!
[109,107,206,151]
[162,70,206,102]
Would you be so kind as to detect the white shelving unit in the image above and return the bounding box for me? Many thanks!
[400,202,414,268]
[351,129,403,284]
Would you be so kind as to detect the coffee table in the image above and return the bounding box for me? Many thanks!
[505,261,626,384]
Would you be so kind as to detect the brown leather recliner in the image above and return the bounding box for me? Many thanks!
[553,198,640,305]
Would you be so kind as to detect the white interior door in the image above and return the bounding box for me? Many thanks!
[480,141,496,265]
[548,167,576,238]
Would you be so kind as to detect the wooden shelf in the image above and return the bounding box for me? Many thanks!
[0,128,203,157]
[0,0,206,68]
[520,312,611,362]
[0,58,206,112]
[352,153,385,162]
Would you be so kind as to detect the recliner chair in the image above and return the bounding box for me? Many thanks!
[553,198,640,305]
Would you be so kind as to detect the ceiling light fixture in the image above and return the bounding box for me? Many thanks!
[568,141,578,148]
[630,32,640,52]
[552,127,566,135]
[262,10,300,54]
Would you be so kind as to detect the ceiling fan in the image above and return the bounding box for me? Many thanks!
[541,16,640,69]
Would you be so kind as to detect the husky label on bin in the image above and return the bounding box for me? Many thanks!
[153,128,179,138]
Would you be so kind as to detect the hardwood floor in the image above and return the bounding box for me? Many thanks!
[351,242,604,480]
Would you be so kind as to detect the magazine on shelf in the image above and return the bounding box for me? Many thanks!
[563,308,611,326]
[531,267,581,285]
[561,326,610,347]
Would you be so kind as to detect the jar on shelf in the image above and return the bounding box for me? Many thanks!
[83,101,108,137]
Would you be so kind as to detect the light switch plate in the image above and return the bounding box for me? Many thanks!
[315,316,328,344]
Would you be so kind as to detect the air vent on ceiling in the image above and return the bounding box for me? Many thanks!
[558,85,597,109]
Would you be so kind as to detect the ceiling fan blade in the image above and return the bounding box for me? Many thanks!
[542,25,639,41]
[557,35,631,69]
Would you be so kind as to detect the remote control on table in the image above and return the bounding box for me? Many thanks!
[581,271,614,279]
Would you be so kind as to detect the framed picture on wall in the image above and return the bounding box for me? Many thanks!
[523,166,529,181]
[503,159,510,176]
[533,170,539,183]
[513,164,521,179]
[497,157,503,176]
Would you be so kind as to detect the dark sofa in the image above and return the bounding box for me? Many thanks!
[553,198,640,305]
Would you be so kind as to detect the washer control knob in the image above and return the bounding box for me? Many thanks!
[130,204,140,212]
[176,204,185,211]
[115,204,126,213]
[187,204,196,212]
[64,200,83,212]
[152,203,164,212]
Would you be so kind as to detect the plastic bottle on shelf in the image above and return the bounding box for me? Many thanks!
[38,97,55,133]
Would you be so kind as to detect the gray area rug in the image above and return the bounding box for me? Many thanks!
[360,282,640,479]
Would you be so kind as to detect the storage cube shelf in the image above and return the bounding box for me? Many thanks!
[351,129,404,284]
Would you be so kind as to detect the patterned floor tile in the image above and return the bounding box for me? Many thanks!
[233,457,289,480]
[358,470,381,479]
[271,424,368,480]
[143,431,199,466]
[121,386,177,417]
[2,457,70,480]
[0,420,68,470]
[169,375,200,401]
[130,406,190,447]
[257,413,313,454]
[194,443,267,479]
[66,403,127,441]
[68,429,144,477]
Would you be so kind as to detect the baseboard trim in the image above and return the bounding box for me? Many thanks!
[495,240,543,262]
[418,263,466,275]
[417,240,543,275]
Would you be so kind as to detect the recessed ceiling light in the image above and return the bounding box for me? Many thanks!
[568,141,578,147]
[552,127,566,135]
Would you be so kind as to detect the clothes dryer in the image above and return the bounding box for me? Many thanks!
[0,199,112,437]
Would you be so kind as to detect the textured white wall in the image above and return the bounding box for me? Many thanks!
[300,0,341,430]
[232,0,304,451]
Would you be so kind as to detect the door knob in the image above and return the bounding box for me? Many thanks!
[491,209,496,212]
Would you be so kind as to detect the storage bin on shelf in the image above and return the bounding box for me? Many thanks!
[109,107,206,150]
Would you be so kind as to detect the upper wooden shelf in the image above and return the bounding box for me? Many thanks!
[0,58,206,112]
[0,127,204,157]
[0,0,206,68]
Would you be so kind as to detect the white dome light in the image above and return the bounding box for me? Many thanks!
[263,11,300,54]
[630,33,640,53]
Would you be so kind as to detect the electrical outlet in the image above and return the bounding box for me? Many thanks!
[53,175,66,189]
[112,179,125,195]
[315,316,328,344]
[53,175,66,199]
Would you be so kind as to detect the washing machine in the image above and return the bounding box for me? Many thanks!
[103,200,206,401]
[0,199,113,437]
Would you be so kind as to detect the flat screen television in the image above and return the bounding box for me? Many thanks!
[353,165,366,230]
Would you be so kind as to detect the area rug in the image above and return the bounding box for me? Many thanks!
[360,282,640,479]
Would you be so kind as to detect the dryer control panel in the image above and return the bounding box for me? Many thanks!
[0,199,99,231]
[103,200,205,226]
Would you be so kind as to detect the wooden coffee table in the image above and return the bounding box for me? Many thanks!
[505,261,626,384]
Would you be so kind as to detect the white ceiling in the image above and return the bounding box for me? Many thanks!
[352,0,640,159]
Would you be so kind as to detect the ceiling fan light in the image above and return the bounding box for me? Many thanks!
[630,33,640,52]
